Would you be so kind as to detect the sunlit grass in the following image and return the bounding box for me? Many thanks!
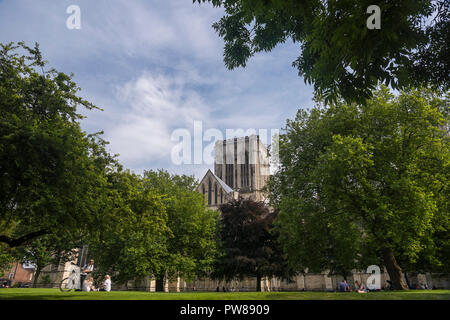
[0,289,449,300]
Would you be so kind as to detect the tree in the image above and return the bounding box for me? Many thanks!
[274,193,378,279]
[0,42,114,248]
[0,245,14,278]
[214,198,291,291]
[87,170,171,287]
[13,233,81,287]
[0,221,15,277]
[268,87,449,290]
[143,170,218,291]
[196,0,449,103]
[88,170,218,291]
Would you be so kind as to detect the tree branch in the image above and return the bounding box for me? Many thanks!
[0,229,49,247]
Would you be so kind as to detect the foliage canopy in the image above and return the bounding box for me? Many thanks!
[196,0,449,103]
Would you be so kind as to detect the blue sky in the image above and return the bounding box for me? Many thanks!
[0,0,314,179]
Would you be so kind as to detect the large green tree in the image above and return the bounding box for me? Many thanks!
[0,42,114,248]
[87,170,171,287]
[88,170,218,291]
[196,0,449,103]
[143,170,218,291]
[214,198,291,291]
[268,87,449,290]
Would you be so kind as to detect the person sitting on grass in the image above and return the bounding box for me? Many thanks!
[355,281,367,293]
[80,259,95,291]
[338,280,349,292]
[100,275,111,292]
[82,277,91,292]
[83,277,97,292]
[367,282,377,292]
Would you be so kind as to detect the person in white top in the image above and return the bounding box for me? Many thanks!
[82,277,92,292]
[80,259,95,290]
[102,275,111,292]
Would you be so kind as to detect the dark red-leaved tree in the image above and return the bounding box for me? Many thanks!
[213,198,292,291]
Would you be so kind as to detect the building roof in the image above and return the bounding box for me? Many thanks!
[210,171,234,194]
[198,169,234,194]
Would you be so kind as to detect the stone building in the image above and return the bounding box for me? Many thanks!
[197,135,270,209]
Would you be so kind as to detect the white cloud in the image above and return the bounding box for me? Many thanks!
[106,72,210,167]
[0,0,314,179]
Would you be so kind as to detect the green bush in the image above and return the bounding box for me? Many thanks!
[40,274,52,287]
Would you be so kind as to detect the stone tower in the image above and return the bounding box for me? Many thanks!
[197,135,270,208]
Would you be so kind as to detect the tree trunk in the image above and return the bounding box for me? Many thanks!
[381,247,408,290]
[256,275,262,292]
[155,275,165,292]
[404,273,411,289]
[33,265,42,288]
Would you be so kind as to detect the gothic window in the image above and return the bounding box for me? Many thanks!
[208,179,212,205]
[215,183,218,204]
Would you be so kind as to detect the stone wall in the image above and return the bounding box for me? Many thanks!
[32,266,450,291]
[169,271,449,292]
[33,261,73,288]
[102,271,450,292]
[407,273,450,289]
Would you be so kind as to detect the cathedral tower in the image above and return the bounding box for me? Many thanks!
[197,135,270,208]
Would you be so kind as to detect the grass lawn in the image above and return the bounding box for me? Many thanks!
[0,289,449,300]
